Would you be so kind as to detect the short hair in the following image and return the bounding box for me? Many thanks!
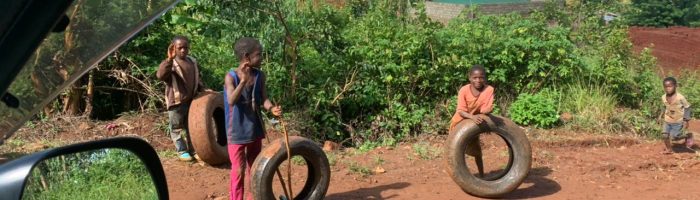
[663,77,677,85]
[171,35,189,44]
[234,37,262,60]
[469,64,487,76]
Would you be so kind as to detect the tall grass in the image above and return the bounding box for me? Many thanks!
[677,71,700,119]
[556,83,619,133]
[23,149,157,200]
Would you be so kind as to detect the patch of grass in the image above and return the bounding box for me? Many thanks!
[412,142,442,160]
[559,84,618,133]
[40,139,64,149]
[8,139,26,148]
[157,150,177,158]
[347,161,372,177]
[499,150,509,157]
[24,121,36,129]
[356,138,399,154]
[154,119,169,133]
[357,141,379,153]
[291,155,306,166]
[23,149,157,200]
[373,156,385,166]
[326,152,337,167]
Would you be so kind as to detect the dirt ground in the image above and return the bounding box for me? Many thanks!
[629,26,700,74]
[3,114,700,200]
[161,132,700,200]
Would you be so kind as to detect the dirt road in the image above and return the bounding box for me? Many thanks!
[164,133,700,200]
[2,111,699,200]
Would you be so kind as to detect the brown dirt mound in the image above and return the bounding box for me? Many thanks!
[629,26,700,74]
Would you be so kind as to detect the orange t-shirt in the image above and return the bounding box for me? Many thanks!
[449,84,495,130]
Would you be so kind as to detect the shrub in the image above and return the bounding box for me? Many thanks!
[508,93,559,128]
[627,0,700,27]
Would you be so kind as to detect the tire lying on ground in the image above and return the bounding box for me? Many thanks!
[445,114,532,198]
[251,136,330,200]
[188,91,229,165]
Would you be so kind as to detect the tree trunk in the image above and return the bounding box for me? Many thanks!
[61,0,84,116]
[83,69,94,117]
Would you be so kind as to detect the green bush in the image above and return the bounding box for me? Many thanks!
[627,0,700,27]
[676,71,700,119]
[508,93,559,128]
[44,0,680,143]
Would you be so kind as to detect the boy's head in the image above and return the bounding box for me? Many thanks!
[234,37,263,68]
[469,65,487,90]
[663,77,677,95]
[170,36,190,59]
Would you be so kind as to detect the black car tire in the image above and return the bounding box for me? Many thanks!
[445,115,532,198]
[250,136,330,200]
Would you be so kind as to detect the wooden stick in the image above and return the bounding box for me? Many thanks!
[280,118,293,198]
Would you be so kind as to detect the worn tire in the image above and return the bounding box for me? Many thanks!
[446,114,532,198]
[251,136,330,200]
[188,91,229,165]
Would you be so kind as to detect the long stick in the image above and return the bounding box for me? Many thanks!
[280,118,293,198]
[263,125,291,199]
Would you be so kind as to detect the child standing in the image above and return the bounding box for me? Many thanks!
[224,37,282,200]
[156,36,210,161]
[449,65,495,177]
[661,77,692,154]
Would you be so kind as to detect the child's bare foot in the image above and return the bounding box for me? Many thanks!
[661,149,673,154]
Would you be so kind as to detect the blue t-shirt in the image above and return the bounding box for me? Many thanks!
[224,69,265,144]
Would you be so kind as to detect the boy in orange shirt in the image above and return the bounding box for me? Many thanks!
[450,65,495,177]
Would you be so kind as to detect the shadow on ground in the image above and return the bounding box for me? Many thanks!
[325,182,411,200]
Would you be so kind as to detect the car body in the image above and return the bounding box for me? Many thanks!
[0,0,182,199]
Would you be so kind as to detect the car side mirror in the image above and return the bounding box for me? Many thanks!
[0,137,169,200]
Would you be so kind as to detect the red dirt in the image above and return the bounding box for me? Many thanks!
[160,133,700,200]
[629,26,700,74]
[3,114,700,199]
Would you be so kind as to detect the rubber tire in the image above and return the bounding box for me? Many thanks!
[188,91,229,165]
[445,114,532,198]
[250,136,330,200]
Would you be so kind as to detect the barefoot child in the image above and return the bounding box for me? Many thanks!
[224,37,282,200]
[661,77,692,154]
[449,65,495,177]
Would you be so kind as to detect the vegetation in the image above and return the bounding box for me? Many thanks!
[626,0,700,27]
[508,93,559,128]
[412,142,442,160]
[23,149,156,200]
[12,0,699,148]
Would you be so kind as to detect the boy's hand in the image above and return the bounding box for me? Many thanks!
[167,44,175,60]
[237,61,251,84]
[471,115,485,124]
[684,121,689,130]
[271,106,282,117]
